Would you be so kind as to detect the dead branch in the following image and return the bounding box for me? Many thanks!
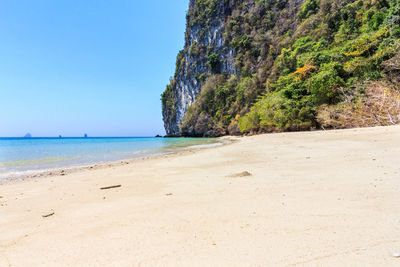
[100,185,121,190]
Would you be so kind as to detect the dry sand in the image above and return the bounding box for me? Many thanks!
[1,126,400,266]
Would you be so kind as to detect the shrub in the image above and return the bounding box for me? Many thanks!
[298,0,320,21]
[310,62,345,104]
[369,11,386,30]
[239,91,315,132]
[292,64,317,81]
[231,34,254,51]
[208,53,220,73]
[293,36,314,54]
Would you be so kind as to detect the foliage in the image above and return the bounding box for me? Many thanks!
[239,91,315,132]
[163,0,400,136]
[298,0,320,21]
[161,81,177,124]
[187,0,218,27]
[208,53,220,73]
[310,62,345,104]
[237,0,400,133]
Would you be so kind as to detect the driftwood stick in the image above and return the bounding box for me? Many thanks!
[100,185,121,190]
[42,212,55,218]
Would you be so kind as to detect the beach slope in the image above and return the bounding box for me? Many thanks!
[1,126,400,266]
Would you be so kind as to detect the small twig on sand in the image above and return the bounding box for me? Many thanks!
[42,212,55,218]
[100,185,121,190]
[227,171,252,178]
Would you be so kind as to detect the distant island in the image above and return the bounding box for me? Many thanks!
[24,133,32,138]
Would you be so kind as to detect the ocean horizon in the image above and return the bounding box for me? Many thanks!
[0,137,221,180]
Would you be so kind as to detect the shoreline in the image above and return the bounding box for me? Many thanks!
[0,136,234,184]
[1,125,400,266]
[1,125,385,183]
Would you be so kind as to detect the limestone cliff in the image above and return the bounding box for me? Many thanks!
[162,0,304,136]
[162,0,237,136]
[162,0,400,136]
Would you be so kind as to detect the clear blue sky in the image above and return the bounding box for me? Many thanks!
[0,0,188,137]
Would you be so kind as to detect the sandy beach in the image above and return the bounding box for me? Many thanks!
[1,126,400,266]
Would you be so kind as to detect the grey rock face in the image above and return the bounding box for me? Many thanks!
[162,0,236,136]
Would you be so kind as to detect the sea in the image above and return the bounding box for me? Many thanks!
[0,137,223,181]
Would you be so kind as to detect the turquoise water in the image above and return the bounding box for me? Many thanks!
[0,137,220,178]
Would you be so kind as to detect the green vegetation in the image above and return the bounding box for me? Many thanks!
[208,53,220,73]
[187,0,218,27]
[161,50,185,125]
[164,0,400,136]
[239,0,399,133]
[298,0,320,21]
